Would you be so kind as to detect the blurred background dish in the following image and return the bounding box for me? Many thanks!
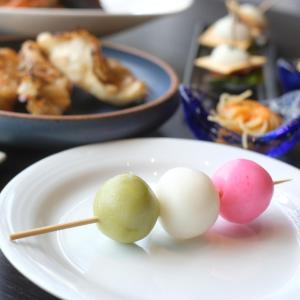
[179,16,300,157]
[180,85,300,157]
[0,0,193,36]
[184,23,278,100]
[0,38,179,148]
[277,58,300,93]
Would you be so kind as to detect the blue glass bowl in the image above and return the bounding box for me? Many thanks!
[179,84,300,157]
[277,58,300,93]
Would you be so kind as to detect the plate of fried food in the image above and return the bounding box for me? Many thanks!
[0,0,193,36]
[0,29,178,148]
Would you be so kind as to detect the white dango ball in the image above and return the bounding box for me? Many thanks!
[213,15,251,41]
[156,168,220,239]
[210,44,249,66]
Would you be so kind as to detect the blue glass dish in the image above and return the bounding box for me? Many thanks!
[277,58,300,93]
[179,84,300,157]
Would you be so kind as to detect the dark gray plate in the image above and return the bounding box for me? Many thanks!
[0,39,179,148]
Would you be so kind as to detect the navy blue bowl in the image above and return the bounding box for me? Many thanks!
[0,40,179,148]
[180,84,300,157]
[277,58,300,93]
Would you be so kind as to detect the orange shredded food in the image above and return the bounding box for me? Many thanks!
[208,90,282,148]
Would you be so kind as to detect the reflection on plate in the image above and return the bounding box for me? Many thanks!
[0,138,300,300]
[0,0,193,36]
[0,39,178,148]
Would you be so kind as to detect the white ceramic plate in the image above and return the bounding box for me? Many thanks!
[0,138,300,300]
[0,0,193,36]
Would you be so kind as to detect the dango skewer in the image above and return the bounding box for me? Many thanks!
[10,160,291,242]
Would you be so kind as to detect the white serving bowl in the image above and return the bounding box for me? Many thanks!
[0,0,193,36]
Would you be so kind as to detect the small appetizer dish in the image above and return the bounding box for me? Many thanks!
[226,0,267,37]
[277,58,300,93]
[199,14,252,50]
[194,44,266,93]
[180,85,300,157]
[195,44,266,75]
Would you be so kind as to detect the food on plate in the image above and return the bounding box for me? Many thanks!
[18,41,71,115]
[156,167,219,239]
[226,0,267,35]
[10,161,289,243]
[37,30,147,106]
[208,69,263,93]
[212,159,274,224]
[199,15,252,49]
[0,0,58,7]
[93,173,160,243]
[0,48,19,110]
[208,90,282,148]
[0,29,147,115]
[195,44,266,75]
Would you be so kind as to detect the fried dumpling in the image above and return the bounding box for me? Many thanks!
[37,30,147,106]
[0,48,19,111]
[18,41,71,115]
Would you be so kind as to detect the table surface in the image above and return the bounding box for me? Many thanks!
[1,1,300,299]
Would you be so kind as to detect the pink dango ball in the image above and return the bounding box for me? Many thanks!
[212,159,274,224]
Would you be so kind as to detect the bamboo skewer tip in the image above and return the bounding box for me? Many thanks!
[273,179,292,185]
[10,216,99,241]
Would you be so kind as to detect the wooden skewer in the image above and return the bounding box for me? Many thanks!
[273,179,292,185]
[10,216,98,241]
[260,0,281,13]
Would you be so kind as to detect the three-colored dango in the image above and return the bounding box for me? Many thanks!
[10,159,284,244]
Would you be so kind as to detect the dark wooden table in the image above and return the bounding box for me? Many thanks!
[1,1,300,299]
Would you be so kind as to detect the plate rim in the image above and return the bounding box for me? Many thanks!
[1,137,300,300]
[0,40,178,121]
[0,0,194,17]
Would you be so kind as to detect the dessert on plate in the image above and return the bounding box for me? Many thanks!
[199,14,252,50]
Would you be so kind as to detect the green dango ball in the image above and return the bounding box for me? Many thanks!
[93,173,160,243]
